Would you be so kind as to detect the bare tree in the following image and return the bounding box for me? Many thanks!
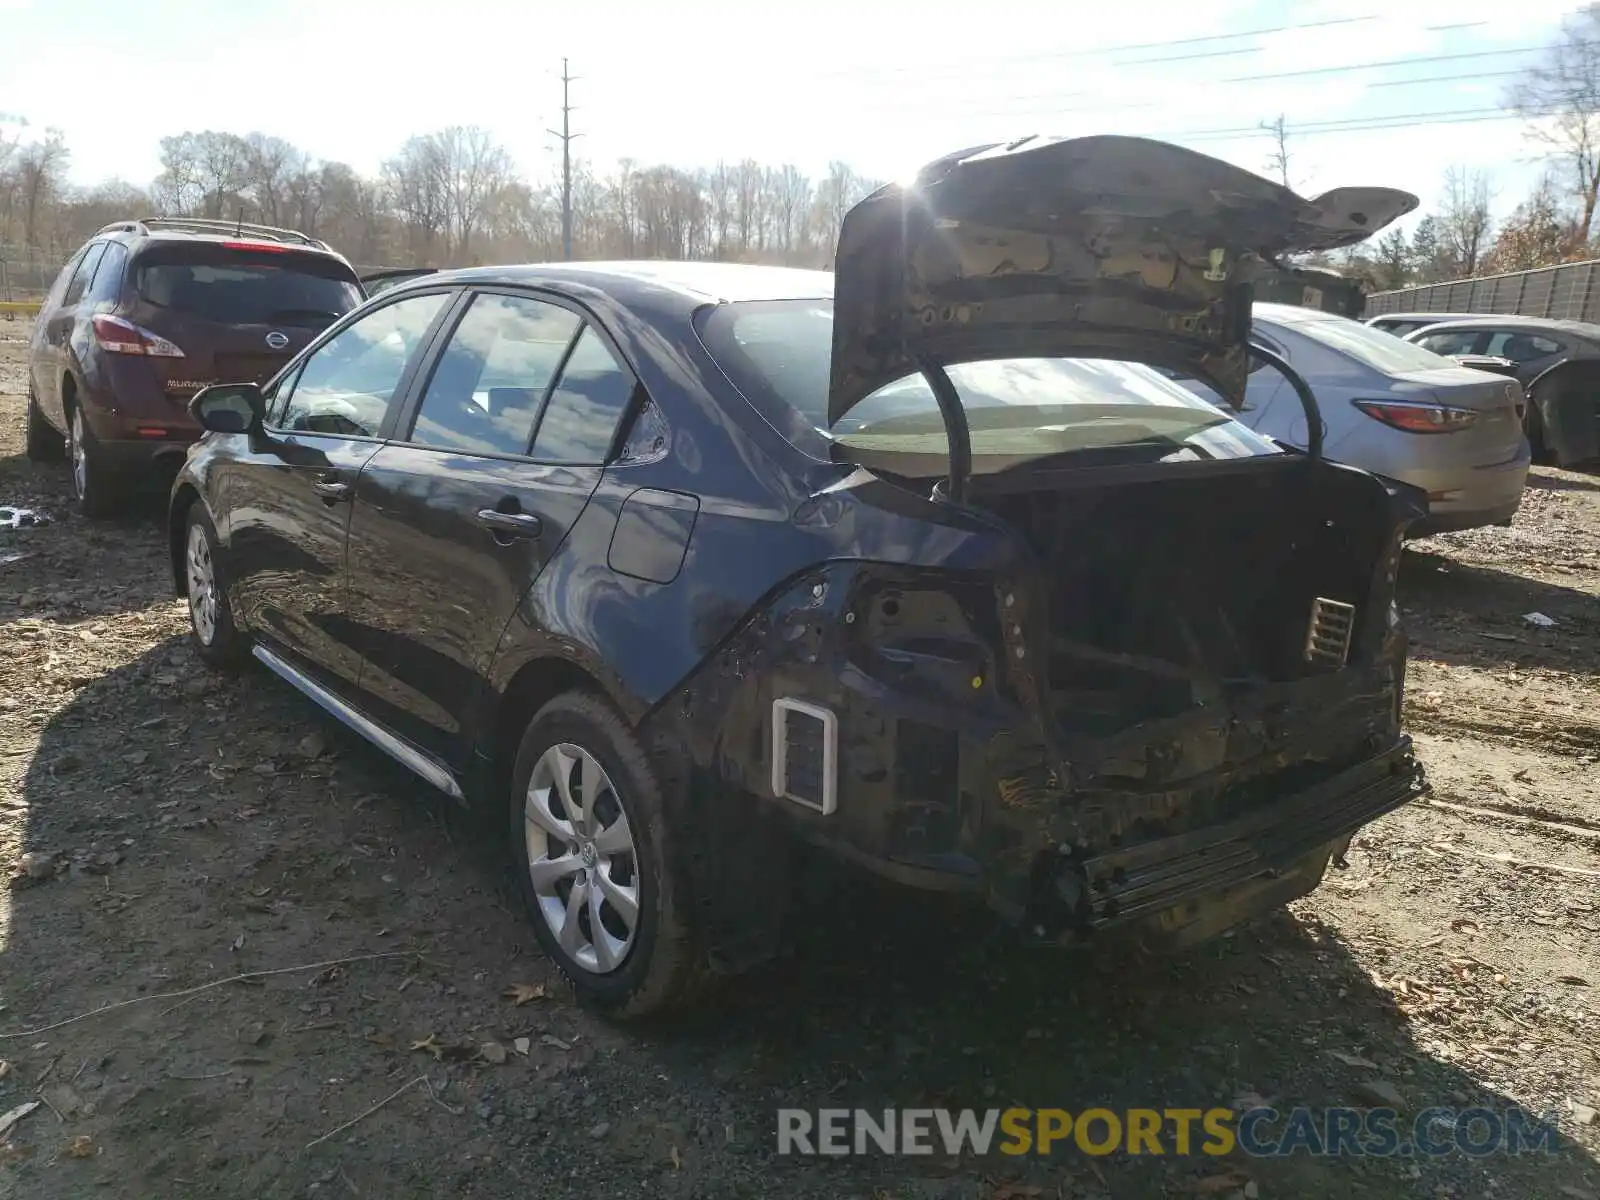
[243,133,306,225]
[1510,3,1600,242]
[704,161,734,255]
[383,135,450,263]
[1260,114,1292,189]
[733,158,764,256]
[1439,166,1495,277]
[154,131,251,217]
[769,164,812,263]
[15,131,69,247]
[431,126,514,262]
[8,119,912,275]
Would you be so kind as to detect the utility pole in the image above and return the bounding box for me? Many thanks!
[547,59,581,261]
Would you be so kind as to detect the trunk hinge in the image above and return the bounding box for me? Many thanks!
[1249,341,1325,464]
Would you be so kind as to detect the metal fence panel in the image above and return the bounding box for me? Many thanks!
[1365,257,1600,323]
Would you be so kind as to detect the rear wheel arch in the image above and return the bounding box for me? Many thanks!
[482,657,622,807]
[169,484,204,594]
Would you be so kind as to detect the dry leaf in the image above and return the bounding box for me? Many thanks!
[0,1101,41,1139]
[669,1144,681,1169]
[989,1186,1044,1200]
[502,982,547,1006]
[479,1041,508,1065]
[1191,1171,1253,1195]
[410,1033,441,1058]
[1556,975,1590,986]
[1328,1049,1380,1070]
[63,1134,96,1159]
[1450,918,1480,933]
[512,1037,531,1056]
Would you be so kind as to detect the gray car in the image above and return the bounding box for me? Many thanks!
[1365,312,1483,338]
[1402,316,1600,466]
[1211,304,1530,535]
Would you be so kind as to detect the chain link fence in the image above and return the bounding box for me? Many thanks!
[0,243,70,304]
[1364,259,1600,323]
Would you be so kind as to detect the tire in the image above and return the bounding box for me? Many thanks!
[25,389,65,462]
[65,404,125,519]
[509,692,704,1018]
[1524,396,1549,464]
[183,505,248,670]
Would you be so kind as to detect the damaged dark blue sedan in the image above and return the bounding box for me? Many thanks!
[168,135,1430,1016]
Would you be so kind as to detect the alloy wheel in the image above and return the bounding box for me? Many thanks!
[186,523,218,646]
[523,742,640,974]
[70,409,87,498]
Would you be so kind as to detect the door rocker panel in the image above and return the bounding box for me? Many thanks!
[252,643,465,801]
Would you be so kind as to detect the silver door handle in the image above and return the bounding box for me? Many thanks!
[475,509,542,539]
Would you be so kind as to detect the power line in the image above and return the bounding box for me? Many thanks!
[1168,104,1563,143]
[807,13,1384,76]
[1221,42,1575,83]
[792,15,1519,80]
[846,67,1527,119]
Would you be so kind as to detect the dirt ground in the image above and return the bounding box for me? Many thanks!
[1,329,1598,1200]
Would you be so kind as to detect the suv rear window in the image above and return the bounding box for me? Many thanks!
[131,244,362,328]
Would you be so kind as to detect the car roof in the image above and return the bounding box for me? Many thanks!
[416,261,834,307]
[1252,301,1358,325]
[1368,311,1479,323]
[1405,314,1600,339]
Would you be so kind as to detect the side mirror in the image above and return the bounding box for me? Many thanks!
[190,383,264,435]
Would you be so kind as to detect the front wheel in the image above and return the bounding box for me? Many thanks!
[1525,395,1552,464]
[184,506,248,670]
[509,693,705,1018]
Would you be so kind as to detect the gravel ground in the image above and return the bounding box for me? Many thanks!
[1,331,1598,1199]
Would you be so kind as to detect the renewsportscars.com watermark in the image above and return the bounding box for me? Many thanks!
[776,1106,1562,1159]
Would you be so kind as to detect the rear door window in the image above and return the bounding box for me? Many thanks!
[131,245,363,329]
[62,244,106,306]
[86,242,128,305]
[407,292,581,457]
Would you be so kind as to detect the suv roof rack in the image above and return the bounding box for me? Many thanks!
[93,216,331,251]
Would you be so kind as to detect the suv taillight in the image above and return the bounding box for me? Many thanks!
[92,314,184,358]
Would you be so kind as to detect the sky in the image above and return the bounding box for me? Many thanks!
[0,0,1586,234]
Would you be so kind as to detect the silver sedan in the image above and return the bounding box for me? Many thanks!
[1221,304,1531,535]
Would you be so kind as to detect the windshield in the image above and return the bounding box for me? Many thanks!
[1257,305,1458,374]
[697,299,1280,472]
[133,246,362,327]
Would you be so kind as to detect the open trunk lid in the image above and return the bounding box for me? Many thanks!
[827,135,1417,425]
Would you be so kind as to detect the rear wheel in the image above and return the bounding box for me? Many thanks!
[509,692,705,1018]
[65,405,125,519]
[25,389,65,462]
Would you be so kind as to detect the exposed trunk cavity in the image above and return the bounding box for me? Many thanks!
[983,464,1398,743]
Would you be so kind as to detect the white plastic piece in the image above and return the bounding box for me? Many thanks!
[771,697,838,815]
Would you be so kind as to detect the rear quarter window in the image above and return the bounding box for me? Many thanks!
[130,244,362,328]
